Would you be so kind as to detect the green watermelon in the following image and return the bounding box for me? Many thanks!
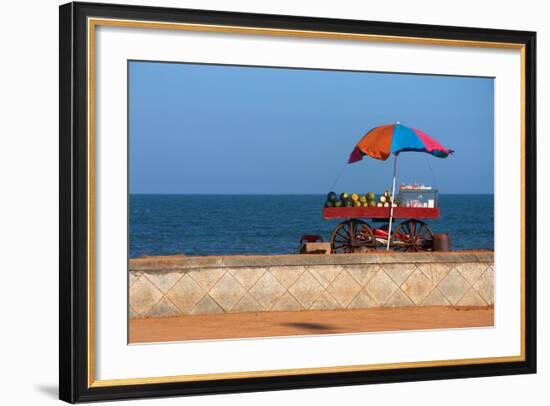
[327,191,337,202]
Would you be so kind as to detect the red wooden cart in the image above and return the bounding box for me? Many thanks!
[323,206,440,253]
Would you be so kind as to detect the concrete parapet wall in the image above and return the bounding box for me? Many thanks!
[129,251,494,319]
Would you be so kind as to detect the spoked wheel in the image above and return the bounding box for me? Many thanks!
[330,219,376,254]
[390,219,434,252]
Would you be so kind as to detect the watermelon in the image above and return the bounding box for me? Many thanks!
[327,191,337,202]
[344,199,353,207]
[366,192,375,201]
[325,200,334,208]
[334,200,343,207]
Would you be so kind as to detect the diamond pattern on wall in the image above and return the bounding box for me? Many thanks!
[288,271,323,309]
[165,274,205,313]
[308,265,343,288]
[417,263,453,286]
[130,258,494,317]
[326,271,362,307]
[311,291,340,310]
[383,263,416,286]
[208,273,246,311]
[129,271,141,287]
[228,267,266,290]
[345,264,379,287]
[130,276,163,315]
[271,292,303,311]
[421,287,450,306]
[147,297,181,318]
[188,268,226,291]
[437,268,471,305]
[348,290,377,309]
[232,293,263,313]
[191,295,224,314]
[473,266,494,304]
[401,269,434,305]
[457,288,487,306]
[249,271,287,310]
[364,270,399,305]
[454,262,486,285]
[269,266,305,288]
[387,289,414,307]
[144,271,183,294]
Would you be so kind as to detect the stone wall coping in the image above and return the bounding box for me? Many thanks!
[130,251,494,272]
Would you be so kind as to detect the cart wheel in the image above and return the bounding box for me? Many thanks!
[390,219,434,252]
[330,219,376,254]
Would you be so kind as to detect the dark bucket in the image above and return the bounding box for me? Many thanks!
[433,233,451,251]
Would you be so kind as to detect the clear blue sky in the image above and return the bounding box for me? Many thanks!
[129,61,494,194]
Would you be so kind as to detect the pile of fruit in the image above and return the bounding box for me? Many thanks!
[324,191,398,208]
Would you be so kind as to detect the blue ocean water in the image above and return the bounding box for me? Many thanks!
[129,194,493,258]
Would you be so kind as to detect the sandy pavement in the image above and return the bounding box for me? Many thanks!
[129,305,493,343]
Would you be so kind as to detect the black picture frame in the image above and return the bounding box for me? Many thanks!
[59,1,537,403]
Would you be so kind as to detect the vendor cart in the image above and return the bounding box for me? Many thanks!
[323,205,439,253]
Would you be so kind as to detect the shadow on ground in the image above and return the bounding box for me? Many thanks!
[282,322,338,331]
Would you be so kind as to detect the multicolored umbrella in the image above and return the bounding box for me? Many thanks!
[347,123,453,249]
[348,123,453,163]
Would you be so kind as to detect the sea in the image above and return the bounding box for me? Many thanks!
[129,194,494,258]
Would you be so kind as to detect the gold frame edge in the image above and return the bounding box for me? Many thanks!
[86,17,527,388]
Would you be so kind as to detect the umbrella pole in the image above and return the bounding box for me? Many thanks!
[386,155,398,250]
